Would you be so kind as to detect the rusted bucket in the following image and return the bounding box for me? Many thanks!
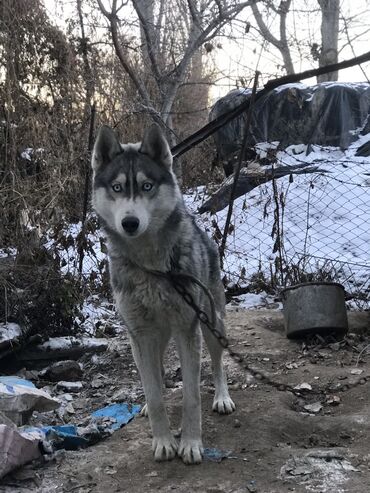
[281,282,348,339]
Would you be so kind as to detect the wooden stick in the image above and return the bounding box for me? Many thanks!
[219,72,259,265]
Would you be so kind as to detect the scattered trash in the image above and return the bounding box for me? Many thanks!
[294,382,312,391]
[0,376,59,425]
[0,410,16,427]
[0,376,35,387]
[91,402,141,431]
[91,378,105,389]
[326,395,341,406]
[60,393,74,402]
[330,342,341,351]
[146,471,158,477]
[285,463,313,476]
[350,368,364,375]
[39,360,83,381]
[111,388,130,402]
[229,382,241,391]
[285,362,298,369]
[23,424,88,451]
[0,370,142,479]
[303,402,323,414]
[246,479,257,492]
[0,424,42,478]
[65,403,75,414]
[203,447,232,462]
[56,381,84,392]
[21,402,141,453]
[17,369,39,381]
[280,450,359,490]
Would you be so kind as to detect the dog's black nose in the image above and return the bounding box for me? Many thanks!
[121,216,139,234]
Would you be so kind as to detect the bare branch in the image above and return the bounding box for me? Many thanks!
[251,0,294,74]
[95,0,109,17]
[96,0,152,104]
[219,71,260,263]
[160,0,258,121]
[175,0,257,74]
[251,2,281,48]
[340,8,370,83]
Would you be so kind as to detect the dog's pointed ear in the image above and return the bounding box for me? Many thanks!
[140,124,173,169]
[92,125,122,172]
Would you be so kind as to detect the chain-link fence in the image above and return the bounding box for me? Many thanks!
[51,136,370,311]
[189,140,370,308]
[1,111,369,347]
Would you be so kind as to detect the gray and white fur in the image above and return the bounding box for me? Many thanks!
[91,124,235,465]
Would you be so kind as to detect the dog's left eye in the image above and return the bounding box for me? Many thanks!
[142,182,153,192]
[112,183,122,193]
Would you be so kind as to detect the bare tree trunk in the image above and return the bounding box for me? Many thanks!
[317,0,339,82]
[97,0,255,181]
[135,0,160,76]
[97,0,255,122]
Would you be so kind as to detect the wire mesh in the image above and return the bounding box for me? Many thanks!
[188,142,370,308]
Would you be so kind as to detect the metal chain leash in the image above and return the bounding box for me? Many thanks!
[168,273,229,348]
[164,271,300,395]
[165,272,370,397]
[137,263,370,397]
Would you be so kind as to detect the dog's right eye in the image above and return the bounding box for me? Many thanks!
[112,183,122,193]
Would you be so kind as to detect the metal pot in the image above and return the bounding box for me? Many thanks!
[281,282,348,339]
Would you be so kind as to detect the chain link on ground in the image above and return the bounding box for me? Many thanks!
[133,262,370,397]
[167,270,370,397]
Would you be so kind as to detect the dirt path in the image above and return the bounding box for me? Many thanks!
[1,309,370,493]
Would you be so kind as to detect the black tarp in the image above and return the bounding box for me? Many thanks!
[210,82,370,160]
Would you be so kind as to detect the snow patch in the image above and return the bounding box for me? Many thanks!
[40,336,108,351]
[0,323,22,348]
[186,138,370,307]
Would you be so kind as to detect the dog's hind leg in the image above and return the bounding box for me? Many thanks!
[175,322,203,465]
[202,317,236,414]
[130,329,177,461]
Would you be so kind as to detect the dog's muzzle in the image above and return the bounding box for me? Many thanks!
[121,216,140,235]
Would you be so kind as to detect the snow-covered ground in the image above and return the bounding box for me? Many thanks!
[185,134,370,308]
[44,222,106,280]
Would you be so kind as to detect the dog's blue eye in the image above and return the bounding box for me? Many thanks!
[142,182,153,192]
[112,183,122,193]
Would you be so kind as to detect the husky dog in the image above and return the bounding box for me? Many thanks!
[91,124,235,465]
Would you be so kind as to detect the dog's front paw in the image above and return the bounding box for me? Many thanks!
[212,395,236,414]
[152,435,178,462]
[178,439,203,465]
